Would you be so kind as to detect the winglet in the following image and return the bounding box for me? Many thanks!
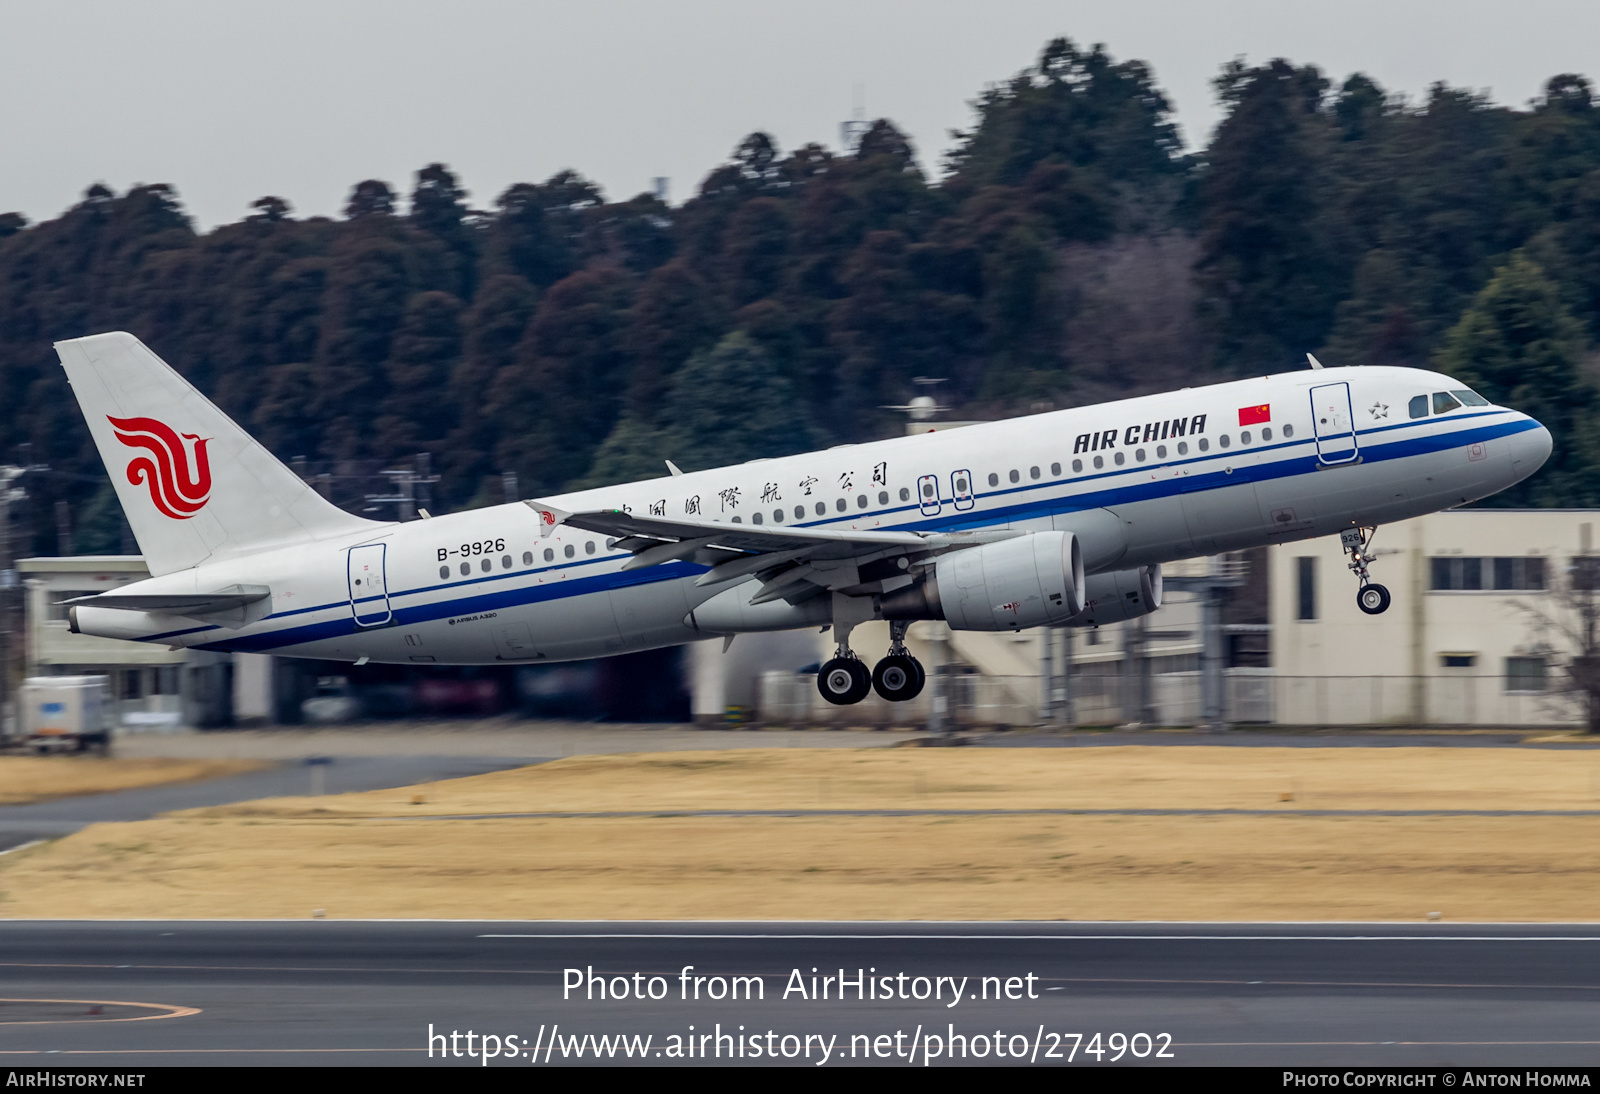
[523,500,571,538]
[666,460,684,477]
[1307,353,1325,370]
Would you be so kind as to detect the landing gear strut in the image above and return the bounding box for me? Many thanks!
[816,619,926,705]
[872,620,925,702]
[1342,526,1391,615]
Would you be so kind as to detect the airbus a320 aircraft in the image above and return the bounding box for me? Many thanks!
[57,333,1550,706]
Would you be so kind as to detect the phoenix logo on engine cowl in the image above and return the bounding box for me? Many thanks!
[108,415,212,519]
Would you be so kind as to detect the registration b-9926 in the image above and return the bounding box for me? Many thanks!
[438,538,506,561]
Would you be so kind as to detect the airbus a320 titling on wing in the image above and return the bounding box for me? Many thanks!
[57,332,1551,706]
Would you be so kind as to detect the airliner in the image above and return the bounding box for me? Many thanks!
[58,332,1551,706]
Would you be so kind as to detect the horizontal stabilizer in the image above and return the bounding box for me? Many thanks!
[65,584,272,627]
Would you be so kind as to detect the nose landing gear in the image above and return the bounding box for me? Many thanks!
[1342,526,1392,615]
[816,619,926,705]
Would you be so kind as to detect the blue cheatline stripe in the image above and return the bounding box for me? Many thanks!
[174,413,1537,655]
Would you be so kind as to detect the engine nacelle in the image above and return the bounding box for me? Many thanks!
[1063,565,1162,627]
[916,531,1086,631]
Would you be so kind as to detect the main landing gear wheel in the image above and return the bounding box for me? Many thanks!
[872,654,925,702]
[818,657,872,705]
[1357,583,1392,615]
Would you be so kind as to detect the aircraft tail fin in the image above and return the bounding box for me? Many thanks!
[56,332,382,576]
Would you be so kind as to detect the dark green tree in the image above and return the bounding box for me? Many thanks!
[1436,254,1600,506]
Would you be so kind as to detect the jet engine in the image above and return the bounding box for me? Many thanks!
[1062,565,1162,627]
[881,531,1085,631]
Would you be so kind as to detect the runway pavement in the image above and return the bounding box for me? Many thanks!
[0,755,536,852]
[0,921,1595,1067]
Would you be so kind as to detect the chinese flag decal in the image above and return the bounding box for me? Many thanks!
[1237,404,1271,426]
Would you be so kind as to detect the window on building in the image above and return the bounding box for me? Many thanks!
[1506,656,1547,692]
[1441,654,1477,669]
[1431,557,1485,590]
[1296,557,1316,620]
[1433,557,1546,591]
[1492,557,1546,590]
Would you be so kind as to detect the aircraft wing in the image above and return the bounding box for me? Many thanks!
[542,504,1016,602]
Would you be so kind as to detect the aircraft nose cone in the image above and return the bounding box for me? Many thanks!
[1512,421,1553,474]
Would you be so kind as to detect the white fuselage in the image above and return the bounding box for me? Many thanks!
[75,366,1550,665]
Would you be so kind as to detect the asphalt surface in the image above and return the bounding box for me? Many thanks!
[0,921,1595,1067]
[0,755,537,852]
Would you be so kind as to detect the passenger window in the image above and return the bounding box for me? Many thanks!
[1009,469,1020,483]
[795,506,805,520]
[1050,462,1060,476]
[1029,466,1040,480]
[1452,388,1490,407]
[1283,424,1294,438]
[898,487,910,502]
[988,473,999,487]
[1093,455,1104,469]
[1177,441,1188,455]
[564,544,575,558]
[1071,459,1083,473]
[522,551,533,565]
[585,541,596,554]
[460,562,470,575]
[1433,391,1462,414]
[1156,445,1166,459]
[1409,395,1429,419]
[502,555,512,569]
[1261,427,1272,441]
[773,509,784,523]
[878,491,889,505]
[1113,451,1125,466]
[544,548,554,562]
[815,502,826,516]
[752,512,763,525]
[1219,434,1231,449]
[857,495,867,508]
[480,557,492,572]
[1240,431,1251,444]
[1198,438,1210,452]
[835,498,847,512]
[439,566,449,580]
[1135,449,1146,462]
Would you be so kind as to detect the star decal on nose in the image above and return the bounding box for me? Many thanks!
[1369,402,1389,419]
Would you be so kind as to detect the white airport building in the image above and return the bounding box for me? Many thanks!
[712,509,1598,730]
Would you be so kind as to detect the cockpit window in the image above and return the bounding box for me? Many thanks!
[1432,391,1462,414]
[1408,395,1429,419]
[1452,388,1489,407]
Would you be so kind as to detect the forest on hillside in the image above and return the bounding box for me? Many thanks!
[4,37,1600,556]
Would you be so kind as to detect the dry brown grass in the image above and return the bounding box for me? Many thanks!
[193,745,1600,818]
[0,757,267,806]
[4,746,1599,921]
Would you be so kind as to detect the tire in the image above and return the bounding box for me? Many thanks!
[1357,583,1391,615]
[817,657,872,705]
[873,655,925,702]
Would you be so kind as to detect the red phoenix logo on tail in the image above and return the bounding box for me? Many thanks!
[107,416,212,519]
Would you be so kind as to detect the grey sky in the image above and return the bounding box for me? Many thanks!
[4,1,1597,230]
